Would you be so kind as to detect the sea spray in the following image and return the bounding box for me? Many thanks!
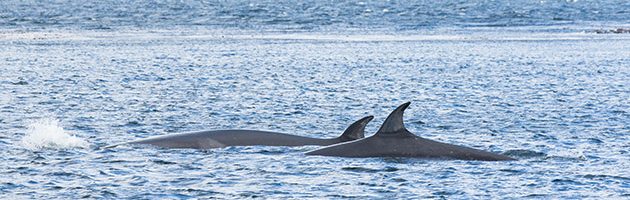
[21,118,89,150]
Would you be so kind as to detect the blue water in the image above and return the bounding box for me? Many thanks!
[1,0,629,31]
[1,1,629,199]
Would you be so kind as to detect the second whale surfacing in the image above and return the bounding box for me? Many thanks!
[105,116,374,149]
[306,102,516,161]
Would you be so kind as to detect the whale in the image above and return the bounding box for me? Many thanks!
[105,116,374,149]
[306,102,515,161]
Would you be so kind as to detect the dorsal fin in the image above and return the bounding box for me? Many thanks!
[376,102,411,135]
[338,116,374,141]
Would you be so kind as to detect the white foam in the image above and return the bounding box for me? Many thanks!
[21,118,89,150]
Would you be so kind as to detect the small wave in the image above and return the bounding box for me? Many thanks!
[21,118,89,150]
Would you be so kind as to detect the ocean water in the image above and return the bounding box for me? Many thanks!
[1,0,630,31]
[1,1,629,199]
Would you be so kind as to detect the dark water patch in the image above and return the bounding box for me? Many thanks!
[173,188,224,196]
[238,192,262,199]
[436,125,454,130]
[0,182,23,192]
[122,121,143,127]
[532,133,557,141]
[97,170,108,176]
[586,138,604,144]
[326,194,366,198]
[551,178,584,185]
[28,154,49,164]
[180,164,203,171]
[150,159,177,165]
[100,159,129,164]
[594,28,630,34]
[499,169,525,174]
[523,193,549,198]
[503,149,546,159]
[46,175,91,186]
[11,80,28,85]
[391,178,407,183]
[582,174,630,181]
[358,182,380,187]
[341,166,399,173]
[432,190,465,196]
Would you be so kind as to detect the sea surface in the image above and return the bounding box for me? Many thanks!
[1,0,629,199]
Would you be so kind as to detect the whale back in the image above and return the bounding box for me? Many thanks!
[104,116,374,149]
[307,102,516,161]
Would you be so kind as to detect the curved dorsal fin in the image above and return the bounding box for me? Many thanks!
[376,102,411,135]
[338,115,374,141]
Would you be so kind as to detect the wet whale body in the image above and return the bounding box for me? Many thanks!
[105,116,374,149]
[306,102,515,161]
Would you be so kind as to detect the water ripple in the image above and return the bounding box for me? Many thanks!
[1,0,629,31]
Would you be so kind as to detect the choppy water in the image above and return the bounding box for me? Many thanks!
[1,0,629,31]
[1,1,630,199]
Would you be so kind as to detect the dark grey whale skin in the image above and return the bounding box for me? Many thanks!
[105,116,373,149]
[306,102,515,161]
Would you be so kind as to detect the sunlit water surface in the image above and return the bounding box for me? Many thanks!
[0,29,628,199]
